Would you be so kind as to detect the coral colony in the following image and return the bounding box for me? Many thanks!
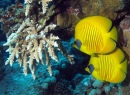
[3,0,74,79]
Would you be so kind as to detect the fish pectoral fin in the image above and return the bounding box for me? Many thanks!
[102,38,116,54]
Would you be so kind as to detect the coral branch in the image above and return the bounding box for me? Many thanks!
[2,0,74,79]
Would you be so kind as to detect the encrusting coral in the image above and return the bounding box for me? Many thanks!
[3,0,74,79]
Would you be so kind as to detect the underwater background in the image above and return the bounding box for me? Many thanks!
[0,0,130,95]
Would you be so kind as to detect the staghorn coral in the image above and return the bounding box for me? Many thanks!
[3,0,74,79]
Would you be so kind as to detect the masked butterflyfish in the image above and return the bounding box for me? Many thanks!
[85,48,127,83]
[73,16,118,56]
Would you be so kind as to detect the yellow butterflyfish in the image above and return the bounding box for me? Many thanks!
[85,48,127,83]
[73,16,118,56]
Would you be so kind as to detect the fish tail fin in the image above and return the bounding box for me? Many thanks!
[109,26,118,42]
[114,58,127,83]
[120,58,127,74]
[101,38,116,54]
[101,27,118,54]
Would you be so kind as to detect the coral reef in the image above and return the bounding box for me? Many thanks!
[50,79,72,95]
[116,15,130,95]
[53,0,130,37]
[0,37,75,95]
[71,0,127,20]
[2,0,74,79]
[0,0,25,37]
[119,15,130,62]
[1,0,130,95]
[83,75,125,95]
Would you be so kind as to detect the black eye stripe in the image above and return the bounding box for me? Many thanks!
[88,64,94,74]
[75,39,82,49]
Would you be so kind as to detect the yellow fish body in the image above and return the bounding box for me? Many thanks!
[73,16,118,56]
[85,48,127,83]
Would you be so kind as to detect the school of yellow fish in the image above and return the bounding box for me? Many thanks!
[73,16,127,83]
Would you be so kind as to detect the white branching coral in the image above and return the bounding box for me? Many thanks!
[24,0,32,16]
[4,18,59,79]
[24,0,53,16]
[4,20,74,79]
[41,0,53,14]
[24,0,33,4]
[3,0,74,80]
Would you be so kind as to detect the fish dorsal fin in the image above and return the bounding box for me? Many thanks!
[86,16,113,33]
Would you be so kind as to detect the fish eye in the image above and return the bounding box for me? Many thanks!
[74,39,82,49]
